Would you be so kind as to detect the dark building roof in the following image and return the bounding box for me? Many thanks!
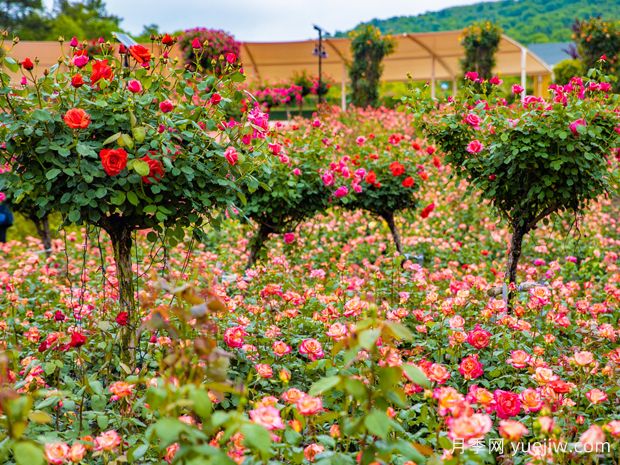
[527,42,575,67]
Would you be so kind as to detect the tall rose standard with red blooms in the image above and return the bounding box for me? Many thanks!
[412,68,619,305]
[0,36,269,359]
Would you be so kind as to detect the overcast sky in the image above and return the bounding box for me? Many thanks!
[46,0,499,41]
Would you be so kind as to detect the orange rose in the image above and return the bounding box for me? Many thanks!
[63,108,91,129]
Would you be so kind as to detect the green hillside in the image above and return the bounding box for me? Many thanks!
[335,0,620,44]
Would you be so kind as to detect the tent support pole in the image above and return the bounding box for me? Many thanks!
[521,46,527,101]
[341,63,346,111]
[452,79,457,95]
[431,56,436,100]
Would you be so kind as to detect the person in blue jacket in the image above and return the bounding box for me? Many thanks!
[0,202,13,243]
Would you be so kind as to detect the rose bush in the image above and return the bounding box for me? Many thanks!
[411,67,619,303]
[0,34,269,353]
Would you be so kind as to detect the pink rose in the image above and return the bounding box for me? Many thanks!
[512,84,524,94]
[465,113,481,128]
[283,232,295,244]
[494,390,521,419]
[569,118,586,136]
[224,146,238,165]
[127,79,142,93]
[466,140,484,154]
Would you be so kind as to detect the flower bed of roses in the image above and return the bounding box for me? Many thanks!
[0,101,619,464]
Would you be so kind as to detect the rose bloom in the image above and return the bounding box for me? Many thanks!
[465,113,482,128]
[434,386,466,416]
[283,232,295,244]
[604,420,620,438]
[94,430,121,451]
[519,388,543,413]
[45,442,69,464]
[507,350,531,369]
[109,381,134,399]
[224,146,238,166]
[129,44,151,64]
[71,74,84,88]
[223,326,247,348]
[448,413,492,446]
[304,443,324,462]
[499,420,529,441]
[99,148,128,176]
[68,443,87,463]
[326,322,348,340]
[579,425,606,451]
[90,59,113,83]
[427,363,451,384]
[249,405,285,430]
[494,390,521,419]
[586,388,607,404]
[127,79,143,93]
[466,140,484,154]
[63,108,91,129]
[296,394,323,415]
[165,443,179,464]
[459,354,484,380]
[255,363,273,378]
[272,340,292,357]
[449,315,465,329]
[466,325,491,349]
[573,351,594,366]
[141,154,165,184]
[281,388,304,404]
[467,385,494,411]
[299,338,324,361]
[537,416,555,434]
[159,99,174,113]
[532,367,559,385]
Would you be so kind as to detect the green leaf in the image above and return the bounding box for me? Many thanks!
[4,56,19,73]
[128,443,149,462]
[31,109,51,122]
[110,192,126,206]
[364,409,391,439]
[102,132,122,145]
[133,160,150,177]
[358,328,380,350]
[45,169,61,180]
[403,364,431,388]
[309,376,340,396]
[127,191,139,206]
[190,388,212,420]
[153,418,186,446]
[13,442,44,465]
[241,423,272,457]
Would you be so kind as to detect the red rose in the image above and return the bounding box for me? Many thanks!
[115,311,129,326]
[21,57,34,70]
[63,108,91,129]
[191,38,202,49]
[210,93,222,105]
[466,324,491,349]
[226,52,236,64]
[69,331,87,348]
[91,59,113,84]
[129,45,151,64]
[401,176,415,188]
[365,171,377,184]
[159,100,174,113]
[494,390,521,419]
[71,74,84,88]
[389,161,405,176]
[54,311,66,322]
[99,148,128,176]
[141,155,165,184]
[161,34,175,46]
[420,202,435,218]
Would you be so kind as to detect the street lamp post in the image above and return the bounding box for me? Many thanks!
[313,25,327,105]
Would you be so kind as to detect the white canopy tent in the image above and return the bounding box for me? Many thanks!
[239,30,553,108]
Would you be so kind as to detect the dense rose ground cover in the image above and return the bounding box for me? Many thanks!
[0,108,619,465]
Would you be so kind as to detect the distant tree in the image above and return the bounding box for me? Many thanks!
[348,25,395,108]
[0,0,49,39]
[48,0,122,40]
[134,23,160,43]
[573,17,620,91]
[553,59,583,85]
[460,21,502,80]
